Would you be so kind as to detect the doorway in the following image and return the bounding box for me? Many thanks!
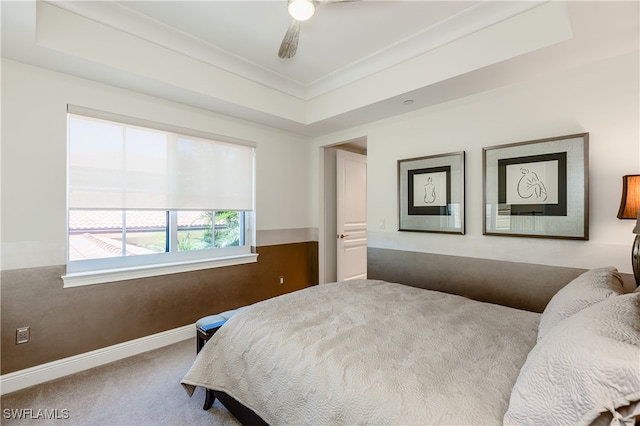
[320,137,367,283]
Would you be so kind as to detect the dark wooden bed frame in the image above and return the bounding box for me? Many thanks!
[205,390,268,426]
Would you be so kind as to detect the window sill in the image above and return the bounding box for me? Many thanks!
[62,253,258,288]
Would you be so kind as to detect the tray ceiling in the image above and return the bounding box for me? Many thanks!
[2,1,638,136]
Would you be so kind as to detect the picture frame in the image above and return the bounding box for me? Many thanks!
[398,151,465,234]
[483,133,589,240]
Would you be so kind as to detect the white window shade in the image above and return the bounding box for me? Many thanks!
[68,108,255,211]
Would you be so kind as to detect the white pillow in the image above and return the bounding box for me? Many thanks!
[504,292,640,426]
[537,267,624,341]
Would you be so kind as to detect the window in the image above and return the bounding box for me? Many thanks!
[68,210,245,260]
[64,106,256,287]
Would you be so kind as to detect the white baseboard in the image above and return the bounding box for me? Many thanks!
[0,324,194,395]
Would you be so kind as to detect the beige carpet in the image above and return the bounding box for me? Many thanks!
[1,338,241,425]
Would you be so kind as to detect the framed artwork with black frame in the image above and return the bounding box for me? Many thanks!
[398,151,465,234]
[483,133,588,240]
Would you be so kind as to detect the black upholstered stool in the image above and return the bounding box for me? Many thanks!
[195,308,241,410]
[195,310,232,353]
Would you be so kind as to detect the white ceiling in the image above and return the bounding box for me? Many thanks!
[113,1,485,90]
[2,1,639,137]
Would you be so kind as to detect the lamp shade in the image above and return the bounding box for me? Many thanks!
[617,174,640,219]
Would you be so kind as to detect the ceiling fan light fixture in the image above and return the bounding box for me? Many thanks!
[288,0,315,21]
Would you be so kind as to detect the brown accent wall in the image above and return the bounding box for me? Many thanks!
[1,242,318,375]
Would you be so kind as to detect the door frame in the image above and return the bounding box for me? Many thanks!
[318,137,367,284]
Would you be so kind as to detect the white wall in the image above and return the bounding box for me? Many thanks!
[1,59,315,270]
[314,50,640,274]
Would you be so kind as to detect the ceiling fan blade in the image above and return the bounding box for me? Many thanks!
[278,0,359,58]
[278,19,300,59]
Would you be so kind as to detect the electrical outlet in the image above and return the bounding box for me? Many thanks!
[279,276,284,285]
[16,327,30,344]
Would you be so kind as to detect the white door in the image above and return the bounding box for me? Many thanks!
[336,150,367,281]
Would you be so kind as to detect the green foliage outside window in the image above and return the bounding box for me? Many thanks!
[177,211,241,251]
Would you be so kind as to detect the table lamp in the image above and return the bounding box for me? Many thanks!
[617,174,640,286]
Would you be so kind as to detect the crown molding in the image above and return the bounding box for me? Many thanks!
[47,0,308,98]
[47,1,545,101]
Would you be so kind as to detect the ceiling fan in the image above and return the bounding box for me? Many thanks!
[278,0,356,59]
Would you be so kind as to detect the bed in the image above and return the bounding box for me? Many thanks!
[181,267,640,425]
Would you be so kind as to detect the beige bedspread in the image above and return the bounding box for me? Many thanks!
[182,279,540,425]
